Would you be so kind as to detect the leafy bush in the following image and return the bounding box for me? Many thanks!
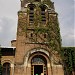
[61,47,75,75]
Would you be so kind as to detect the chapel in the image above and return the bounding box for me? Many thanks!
[1,0,64,75]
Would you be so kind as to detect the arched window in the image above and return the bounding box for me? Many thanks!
[31,55,47,64]
[28,4,36,24]
[2,63,10,75]
[40,4,47,23]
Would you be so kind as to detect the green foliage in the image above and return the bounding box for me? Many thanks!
[34,27,48,33]
[61,47,75,75]
[0,65,2,75]
[32,8,61,51]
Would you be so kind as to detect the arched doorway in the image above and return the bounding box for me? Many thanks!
[31,55,47,75]
[2,62,10,75]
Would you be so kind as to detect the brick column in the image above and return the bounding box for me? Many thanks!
[57,65,64,75]
[47,63,52,75]
[24,66,27,75]
[52,65,64,75]
[10,63,14,75]
[27,63,31,75]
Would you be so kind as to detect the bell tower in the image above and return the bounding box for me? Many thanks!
[14,0,64,75]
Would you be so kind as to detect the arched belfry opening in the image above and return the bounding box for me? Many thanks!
[39,4,47,23]
[28,4,36,24]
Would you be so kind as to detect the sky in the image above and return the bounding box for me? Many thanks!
[0,0,75,47]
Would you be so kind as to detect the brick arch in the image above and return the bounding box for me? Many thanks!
[28,52,50,64]
[25,2,49,9]
[25,3,36,8]
[24,48,51,67]
[1,60,12,65]
[28,3,36,8]
[39,4,48,9]
[29,47,50,56]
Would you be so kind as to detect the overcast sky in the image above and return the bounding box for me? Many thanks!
[0,0,75,47]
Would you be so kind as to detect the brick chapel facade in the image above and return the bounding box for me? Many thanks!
[1,0,64,75]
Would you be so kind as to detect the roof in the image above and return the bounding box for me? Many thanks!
[1,47,16,56]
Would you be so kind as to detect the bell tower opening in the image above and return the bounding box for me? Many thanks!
[31,54,47,75]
